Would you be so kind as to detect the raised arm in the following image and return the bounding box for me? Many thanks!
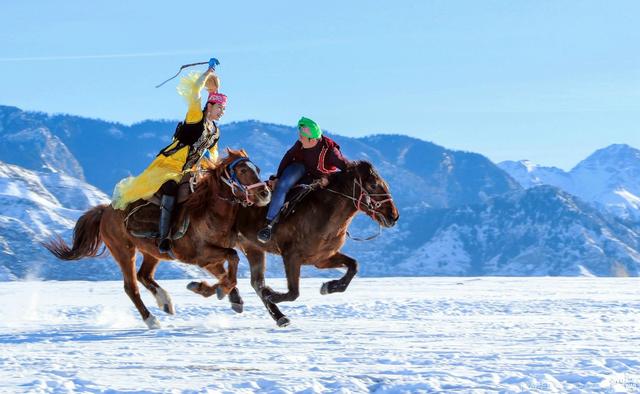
[176,67,217,124]
[187,68,215,124]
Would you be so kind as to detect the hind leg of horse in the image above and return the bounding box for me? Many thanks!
[137,253,175,315]
[244,246,289,327]
[107,243,160,329]
[262,253,301,305]
[316,252,358,295]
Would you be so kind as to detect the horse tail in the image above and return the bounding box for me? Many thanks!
[43,204,108,260]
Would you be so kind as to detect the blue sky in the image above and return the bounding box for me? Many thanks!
[0,1,638,169]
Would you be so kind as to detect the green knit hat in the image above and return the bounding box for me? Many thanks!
[298,117,322,139]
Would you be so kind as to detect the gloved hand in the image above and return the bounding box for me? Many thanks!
[208,58,220,70]
[310,177,329,189]
[267,176,278,190]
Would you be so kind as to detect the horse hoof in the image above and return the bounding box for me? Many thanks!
[144,315,161,330]
[231,302,244,314]
[155,288,175,315]
[216,286,226,300]
[320,282,330,295]
[276,316,291,327]
[186,281,200,292]
[163,304,175,315]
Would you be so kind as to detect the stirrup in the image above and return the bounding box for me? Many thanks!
[257,225,273,244]
[158,238,172,254]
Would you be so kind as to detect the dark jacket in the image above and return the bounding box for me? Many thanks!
[276,136,349,179]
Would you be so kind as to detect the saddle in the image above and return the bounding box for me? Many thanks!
[123,174,194,240]
[276,182,320,222]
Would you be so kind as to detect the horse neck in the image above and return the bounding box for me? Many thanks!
[324,172,360,225]
[204,172,239,224]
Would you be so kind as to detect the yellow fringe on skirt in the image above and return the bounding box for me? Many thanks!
[111,145,188,210]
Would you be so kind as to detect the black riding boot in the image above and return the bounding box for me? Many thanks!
[158,194,176,254]
[257,220,274,244]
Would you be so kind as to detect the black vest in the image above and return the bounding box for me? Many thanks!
[158,118,219,171]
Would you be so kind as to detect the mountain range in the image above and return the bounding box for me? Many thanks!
[499,144,640,221]
[1,105,639,279]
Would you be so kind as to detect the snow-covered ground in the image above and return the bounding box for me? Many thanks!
[1,277,639,393]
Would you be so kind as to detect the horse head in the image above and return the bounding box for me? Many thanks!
[217,149,272,207]
[347,161,400,228]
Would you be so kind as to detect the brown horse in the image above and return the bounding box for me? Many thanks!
[235,160,399,326]
[44,149,271,329]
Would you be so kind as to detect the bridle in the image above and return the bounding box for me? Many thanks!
[327,177,393,216]
[353,177,394,216]
[325,175,395,240]
[220,157,266,207]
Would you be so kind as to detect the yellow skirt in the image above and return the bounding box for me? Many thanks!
[111,146,188,210]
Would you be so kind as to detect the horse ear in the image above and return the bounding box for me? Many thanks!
[240,149,248,157]
[358,161,373,175]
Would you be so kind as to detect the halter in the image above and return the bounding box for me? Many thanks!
[220,157,266,206]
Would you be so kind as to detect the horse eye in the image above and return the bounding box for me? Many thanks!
[240,168,247,174]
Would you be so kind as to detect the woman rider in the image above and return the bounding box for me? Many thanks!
[257,117,350,243]
[111,58,227,253]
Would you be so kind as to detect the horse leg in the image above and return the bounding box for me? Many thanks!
[106,243,160,329]
[185,246,243,313]
[242,246,289,327]
[315,252,359,295]
[263,253,301,305]
[223,248,243,312]
[137,252,175,315]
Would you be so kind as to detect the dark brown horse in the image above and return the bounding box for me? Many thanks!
[44,149,271,329]
[235,160,399,326]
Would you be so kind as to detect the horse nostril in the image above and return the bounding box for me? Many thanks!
[260,190,270,199]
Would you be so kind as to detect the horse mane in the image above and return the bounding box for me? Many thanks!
[183,148,248,217]
[328,160,383,190]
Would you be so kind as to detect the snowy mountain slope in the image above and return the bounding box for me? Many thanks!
[0,125,84,180]
[399,186,640,276]
[0,161,200,280]
[571,144,640,219]
[498,160,572,190]
[499,144,640,220]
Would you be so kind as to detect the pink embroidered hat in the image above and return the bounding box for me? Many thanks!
[207,92,227,107]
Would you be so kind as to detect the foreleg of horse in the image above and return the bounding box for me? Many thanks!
[137,253,175,315]
[186,262,225,298]
[186,247,243,313]
[245,247,289,327]
[107,243,160,329]
[186,247,235,297]
[264,254,301,304]
[316,253,359,295]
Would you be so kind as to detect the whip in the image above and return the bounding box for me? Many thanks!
[155,58,219,88]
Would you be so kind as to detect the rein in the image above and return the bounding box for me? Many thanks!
[325,177,394,242]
